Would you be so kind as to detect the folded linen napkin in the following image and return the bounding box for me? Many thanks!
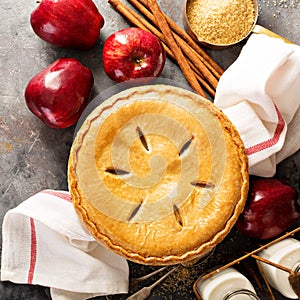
[1,190,129,300]
[215,33,300,177]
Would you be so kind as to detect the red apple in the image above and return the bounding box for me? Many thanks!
[102,27,166,82]
[236,177,300,240]
[24,58,94,129]
[30,0,104,50]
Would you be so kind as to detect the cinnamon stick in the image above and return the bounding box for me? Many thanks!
[108,0,170,52]
[146,0,206,97]
[135,0,224,77]
[193,68,215,97]
[175,36,218,90]
[108,0,216,97]
[126,0,218,89]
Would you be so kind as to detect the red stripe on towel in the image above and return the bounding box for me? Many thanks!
[41,190,72,203]
[246,105,285,155]
[27,218,37,284]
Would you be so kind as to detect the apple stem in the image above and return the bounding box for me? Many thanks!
[36,0,41,3]
[133,57,143,66]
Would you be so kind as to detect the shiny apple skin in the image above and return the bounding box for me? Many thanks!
[30,0,104,50]
[24,58,94,129]
[102,27,166,82]
[236,177,300,240]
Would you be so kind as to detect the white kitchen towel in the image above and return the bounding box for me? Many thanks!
[1,190,129,300]
[215,33,300,177]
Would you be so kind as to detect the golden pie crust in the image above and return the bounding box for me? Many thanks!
[68,84,249,265]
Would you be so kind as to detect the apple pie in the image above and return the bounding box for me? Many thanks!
[68,84,249,265]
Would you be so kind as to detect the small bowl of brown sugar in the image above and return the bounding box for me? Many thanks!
[183,0,258,48]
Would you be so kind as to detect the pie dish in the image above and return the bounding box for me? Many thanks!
[68,84,249,265]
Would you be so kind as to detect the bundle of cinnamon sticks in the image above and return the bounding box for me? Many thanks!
[108,0,224,98]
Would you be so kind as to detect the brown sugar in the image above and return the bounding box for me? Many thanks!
[186,0,256,45]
